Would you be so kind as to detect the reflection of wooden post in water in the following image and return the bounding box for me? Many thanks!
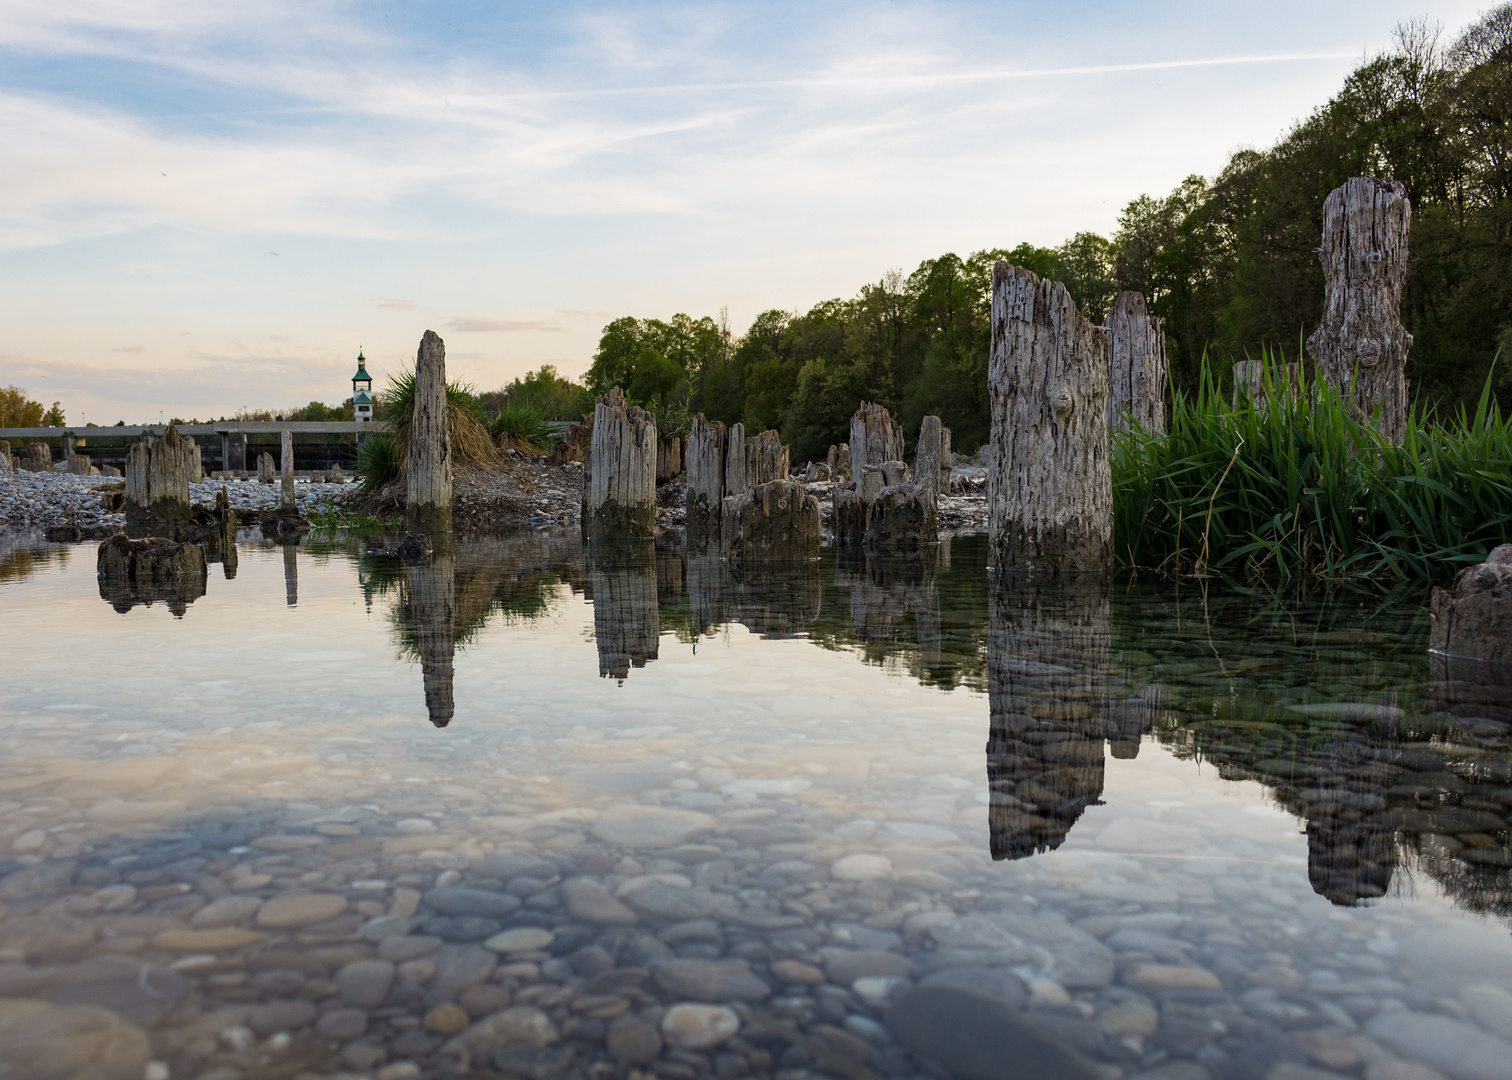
[282,544,298,607]
[587,541,659,682]
[408,553,456,727]
[1305,708,1400,906]
[686,538,727,636]
[986,575,1112,860]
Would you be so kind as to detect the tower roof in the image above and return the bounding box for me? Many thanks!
[351,348,371,383]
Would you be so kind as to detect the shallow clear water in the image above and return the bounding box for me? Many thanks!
[1,530,1510,1080]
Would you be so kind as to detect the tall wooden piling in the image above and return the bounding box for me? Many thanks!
[724,422,747,497]
[1104,291,1167,434]
[1307,178,1413,444]
[988,261,1112,574]
[279,431,295,510]
[745,429,789,487]
[583,387,657,538]
[914,416,948,502]
[685,415,727,534]
[124,425,194,532]
[257,453,275,484]
[406,330,453,533]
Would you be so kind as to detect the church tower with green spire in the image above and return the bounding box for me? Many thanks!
[352,349,373,423]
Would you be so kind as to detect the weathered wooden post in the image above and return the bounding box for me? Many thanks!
[583,387,657,538]
[685,415,727,535]
[279,430,296,510]
[744,429,789,486]
[407,330,453,533]
[1307,177,1413,444]
[63,435,75,467]
[656,435,683,483]
[96,534,208,616]
[988,262,1113,574]
[721,480,822,561]
[185,437,202,483]
[68,453,92,476]
[827,443,850,481]
[1104,291,1167,433]
[124,425,193,531]
[833,404,905,545]
[257,453,275,484]
[724,422,747,496]
[0,442,11,470]
[22,443,50,471]
[914,416,947,502]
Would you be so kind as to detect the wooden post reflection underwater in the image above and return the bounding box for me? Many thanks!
[407,551,456,727]
[282,544,298,607]
[985,575,1114,860]
[587,540,658,682]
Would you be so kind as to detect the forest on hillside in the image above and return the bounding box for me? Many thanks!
[548,8,1512,462]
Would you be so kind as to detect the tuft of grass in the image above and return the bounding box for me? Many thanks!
[356,433,401,493]
[1113,351,1512,585]
[490,400,553,454]
[382,370,501,470]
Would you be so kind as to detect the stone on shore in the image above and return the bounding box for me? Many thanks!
[0,999,150,1080]
[661,1003,740,1049]
[591,804,716,848]
[256,893,348,929]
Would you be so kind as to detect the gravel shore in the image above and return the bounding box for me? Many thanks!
[0,468,356,534]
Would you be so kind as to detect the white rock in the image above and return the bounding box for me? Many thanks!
[831,854,893,881]
[661,1004,740,1050]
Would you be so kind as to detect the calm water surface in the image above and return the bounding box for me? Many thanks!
[1,530,1510,1080]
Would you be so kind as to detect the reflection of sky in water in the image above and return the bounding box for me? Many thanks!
[2,531,1512,1079]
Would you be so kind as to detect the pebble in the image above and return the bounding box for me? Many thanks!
[661,1003,740,1049]
[192,896,264,927]
[1365,1011,1512,1080]
[1126,964,1224,992]
[247,999,318,1035]
[484,927,555,953]
[561,879,638,925]
[607,1016,664,1064]
[151,927,265,952]
[653,959,772,1002]
[831,854,893,881]
[824,949,912,984]
[1099,1000,1160,1037]
[424,886,522,918]
[255,893,348,929]
[0,999,149,1080]
[771,960,825,983]
[316,1008,368,1041]
[336,959,396,1008]
[887,984,1100,1080]
[424,1003,470,1035]
[591,805,717,848]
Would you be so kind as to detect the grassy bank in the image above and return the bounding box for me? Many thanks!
[1112,360,1512,585]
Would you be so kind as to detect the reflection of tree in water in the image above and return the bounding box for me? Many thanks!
[0,536,68,585]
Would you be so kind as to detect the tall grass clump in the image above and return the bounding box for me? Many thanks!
[356,433,401,493]
[382,370,501,471]
[490,401,553,453]
[1113,352,1512,585]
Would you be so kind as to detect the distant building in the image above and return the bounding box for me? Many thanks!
[352,350,373,423]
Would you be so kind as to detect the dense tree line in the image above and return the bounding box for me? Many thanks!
[585,9,1511,461]
[0,386,65,428]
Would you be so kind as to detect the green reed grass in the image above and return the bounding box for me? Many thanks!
[1112,352,1512,585]
[489,400,553,453]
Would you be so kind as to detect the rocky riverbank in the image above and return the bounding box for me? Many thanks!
[0,469,357,535]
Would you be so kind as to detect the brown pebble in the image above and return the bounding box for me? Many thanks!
[459,984,513,1017]
[424,1002,470,1035]
[607,1016,662,1065]
[770,960,824,984]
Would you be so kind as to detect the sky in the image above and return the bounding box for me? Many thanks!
[0,0,1491,424]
